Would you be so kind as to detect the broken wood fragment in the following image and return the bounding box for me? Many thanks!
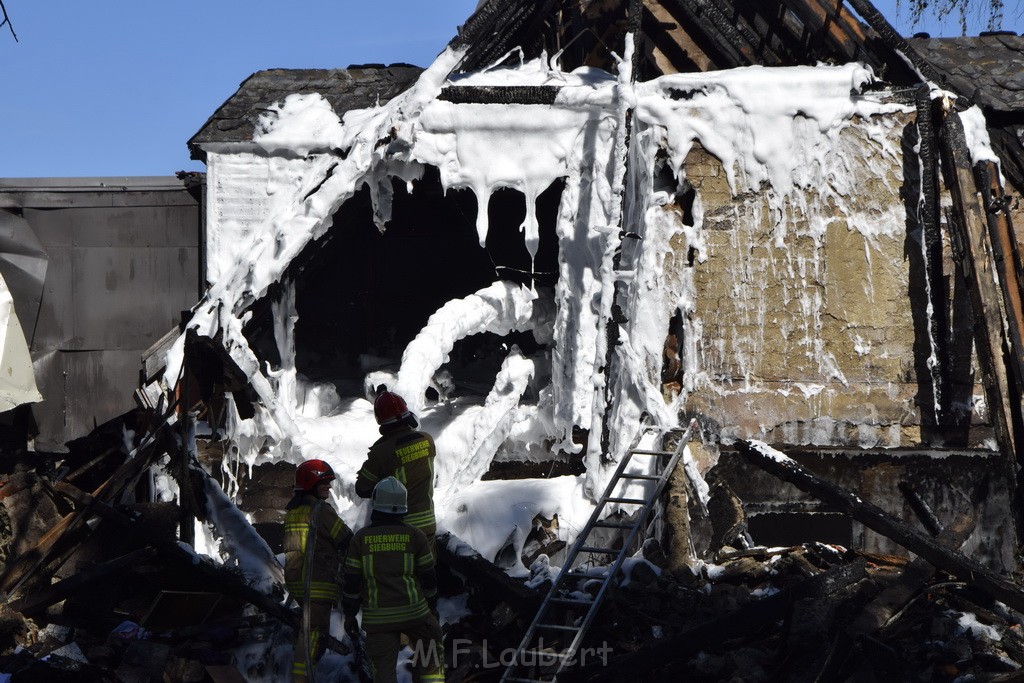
[736,440,1024,615]
[7,547,157,616]
[846,509,977,637]
[938,111,1023,470]
[897,481,943,536]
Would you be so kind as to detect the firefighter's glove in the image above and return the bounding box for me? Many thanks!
[344,615,360,638]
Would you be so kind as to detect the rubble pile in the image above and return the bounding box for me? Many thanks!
[0,418,288,683]
[435,535,1024,682]
[4,420,1024,683]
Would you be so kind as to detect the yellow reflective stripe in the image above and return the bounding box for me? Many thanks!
[415,553,433,568]
[397,466,408,486]
[359,468,379,484]
[405,510,435,526]
[329,517,346,540]
[365,554,378,608]
[345,555,361,570]
[286,581,339,600]
[403,553,416,604]
[361,602,429,624]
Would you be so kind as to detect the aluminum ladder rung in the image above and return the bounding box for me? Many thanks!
[630,449,672,456]
[534,623,580,632]
[518,649,574,660]
[548,597,593,606]
[577,546,620,554]
[592,520,635,529]
[619,473,660,480]
[605,496,647,504]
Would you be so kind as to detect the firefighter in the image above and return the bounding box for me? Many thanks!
[283,458,353,683]
[355,388,438,555]
[342,477,444,683]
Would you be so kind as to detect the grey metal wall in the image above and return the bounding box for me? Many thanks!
[0,177,203,452]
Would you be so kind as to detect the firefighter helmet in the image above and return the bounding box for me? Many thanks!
[295,459,336,491]
[372,476,408,514]
[373,390,411,426]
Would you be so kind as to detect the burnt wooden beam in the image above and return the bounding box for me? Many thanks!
[437,533,543,615]
[572,557,867,683]
[59,447,123,486]
[939,110,1023,491]
[437,85,560,105]
[897,480,943,536]
[977,159,1024,395]
[694,0,765,64]
[846,509,978,636]
[781,0,868,64]
[661,0,748,68]
[7,547,157,615]
[0,412,176,595]
[914,85,951,426]
[736,440,1024,614]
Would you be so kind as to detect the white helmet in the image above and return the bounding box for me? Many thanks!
[372,477,408,514]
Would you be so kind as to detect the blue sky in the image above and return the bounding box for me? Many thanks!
[0,0,1019,179]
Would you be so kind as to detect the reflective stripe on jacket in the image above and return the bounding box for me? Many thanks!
[283,494,353,602]
[355,426,437,538]
[342,520,437,632]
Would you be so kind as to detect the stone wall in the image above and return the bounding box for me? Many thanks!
[663,112,992,450]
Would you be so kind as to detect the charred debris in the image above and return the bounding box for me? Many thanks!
[5,417,1024,682]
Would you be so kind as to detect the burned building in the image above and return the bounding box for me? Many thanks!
[6,1,1024,681]
[162,0,1024,570]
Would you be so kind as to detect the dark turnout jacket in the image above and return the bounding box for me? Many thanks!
[283,493,353,603]
[341,518,437,632]
[355,425,437,536]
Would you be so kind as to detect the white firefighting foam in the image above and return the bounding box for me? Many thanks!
[172,47,999,594]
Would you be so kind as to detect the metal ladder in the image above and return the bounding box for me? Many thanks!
[500,419,698,683]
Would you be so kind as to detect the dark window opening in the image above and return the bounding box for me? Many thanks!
[266,166,563,399]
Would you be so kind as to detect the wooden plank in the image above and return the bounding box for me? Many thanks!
[845,509,977,636]
[0,417,174,594]
[939,111,1020,461]
[977,159,1024,395]
[736,440,1024,614]
[7,547,157,615]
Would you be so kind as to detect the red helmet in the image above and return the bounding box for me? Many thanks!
[373,390,411,426]
[295,459,336,491]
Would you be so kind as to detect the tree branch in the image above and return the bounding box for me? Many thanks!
[0,0,17,42]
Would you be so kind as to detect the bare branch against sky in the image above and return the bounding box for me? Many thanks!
[900,0,1020,33]
[0,0,17,42]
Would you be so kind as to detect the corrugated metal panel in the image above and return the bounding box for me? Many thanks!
[59,350,142,451]
[30,349,63,452]
[0,178,203,452]
[31,245,74,352]
[73,245,197,350]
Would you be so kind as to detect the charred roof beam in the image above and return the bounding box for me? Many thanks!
[782,0,870,65]
[659,0,749,68]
